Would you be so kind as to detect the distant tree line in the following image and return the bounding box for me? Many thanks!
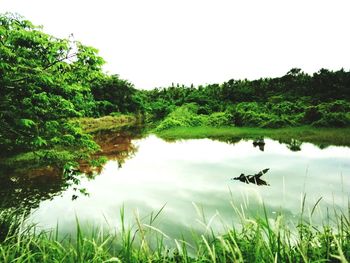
[139,68,350,130]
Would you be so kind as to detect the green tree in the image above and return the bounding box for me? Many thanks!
[0,13,102,155]
[91,74,142,115]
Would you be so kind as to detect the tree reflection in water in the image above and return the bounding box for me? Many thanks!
[0,126,144,234]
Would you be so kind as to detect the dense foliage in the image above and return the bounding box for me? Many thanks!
[140,69,350,130]
[91,74,142,116]
[0,13,139,158]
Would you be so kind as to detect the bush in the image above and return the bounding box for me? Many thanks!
[232,110,271,127]
[154,104,207,131]
[267,95,284,104]
[303,106,322,124]
[234,102,262,113]
[312,112,350,127]
[205,112,232,127]
[270,101,306,115]
[153,118,184,131]
[149,100,174,120]
[321,100,350,113]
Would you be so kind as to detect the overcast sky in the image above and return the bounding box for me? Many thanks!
[1,0,350,89]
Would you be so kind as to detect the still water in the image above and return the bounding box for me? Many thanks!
[2,130,350,240]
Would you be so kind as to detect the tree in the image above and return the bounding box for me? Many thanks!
[91,74,142,115]
[0,13,102,155]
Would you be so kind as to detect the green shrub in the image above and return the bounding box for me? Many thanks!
[149,100,175,120]
[270,101,306,115]
[327,100,350,112]
[316,100,350,113]
[154,118,185,131]
[289,113,305,125]
[303,106,322,124]
[154,104,208,131]
[205,112,232,127]
[232,110,271,127]
[198,105,213,115]
[312,112,350,127]
[303,101,350,127]
[267,95,284,104]
[235,102,262,113]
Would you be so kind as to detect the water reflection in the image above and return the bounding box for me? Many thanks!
[26,135,350,241]
[0,127,144,213]
[286,139,302,152]
[253,138,265,151]
[0,166,63,212]
[232,168,270,186]
[1,130,350,242]
[94,128,142,162]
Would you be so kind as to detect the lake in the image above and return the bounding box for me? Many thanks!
[2,129,350,242]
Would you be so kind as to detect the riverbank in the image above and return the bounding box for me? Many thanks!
[72,114,140,133]
[155,126,350,147]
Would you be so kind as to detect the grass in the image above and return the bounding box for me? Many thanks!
[1,199,349,262]
[73,114,139,133]
[155,126,350,147]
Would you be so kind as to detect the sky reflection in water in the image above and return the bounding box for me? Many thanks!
[29,135,350,238]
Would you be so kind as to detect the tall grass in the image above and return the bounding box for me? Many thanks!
[0,199,349,262]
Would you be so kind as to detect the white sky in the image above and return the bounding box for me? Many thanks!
[1,0,350,89]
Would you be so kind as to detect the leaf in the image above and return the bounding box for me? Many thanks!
[33,136,47,147]
[50,136,61,144]
[19,118,36,128]
[62,134,75,144]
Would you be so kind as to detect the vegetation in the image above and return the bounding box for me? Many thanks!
[0,201,349,262]
[148,96,350,131]
[1,12,350,263]
[141,69,350,130]
[0,13,141,165]
[72,114,139,133]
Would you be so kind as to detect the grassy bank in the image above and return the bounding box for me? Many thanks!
[73,114,139,133]
[155,126,350,147]
[1,203,349,263]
